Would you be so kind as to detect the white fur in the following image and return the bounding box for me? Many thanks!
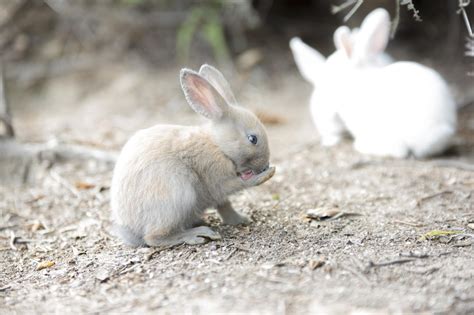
[290,8,457,158]
[290,8,393,86]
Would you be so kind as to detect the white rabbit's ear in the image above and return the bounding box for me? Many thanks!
[354,8,390,60]
[351,27,360,39]
[334,26,353,58]
[198,64,238,106]
[289,37,326,84]
[180,69,228,120]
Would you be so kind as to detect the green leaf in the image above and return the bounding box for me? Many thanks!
[419,230,461,241]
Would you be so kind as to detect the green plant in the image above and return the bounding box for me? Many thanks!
[176,2,230,64]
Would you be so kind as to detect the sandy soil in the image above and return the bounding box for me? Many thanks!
[1,57,473,314]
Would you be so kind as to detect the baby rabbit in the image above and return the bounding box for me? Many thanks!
[291,8,457,158]
[110,65,275,247]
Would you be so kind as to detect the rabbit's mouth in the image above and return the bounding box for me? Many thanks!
[238,169,255,181]
[238,165,269,181]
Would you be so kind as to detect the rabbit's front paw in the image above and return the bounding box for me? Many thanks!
[223,213,251,226]
[217,201,251,226]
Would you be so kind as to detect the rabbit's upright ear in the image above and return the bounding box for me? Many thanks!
[334,26,353,58]
[354,8,390,61]
[289,37,326,84]
[180,69,228,120]
[199,64,237,106]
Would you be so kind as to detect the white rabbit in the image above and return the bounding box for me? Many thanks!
[290,8,394,85]
[291,8,457,158]
[110,64,275,247]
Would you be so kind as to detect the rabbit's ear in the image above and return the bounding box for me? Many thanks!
[354,8,390,60]
[334,26,353,58]
[199,64,237,106]
[180,69,228,120]
[289,37,326,84]
[351,27,360,39]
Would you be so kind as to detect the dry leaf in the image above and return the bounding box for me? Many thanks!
[29,222,45,232]
[308,259,325,270]
[304,207,361,222]
[36,261,55,271]
[75,181,95,190]
[25,195,45,204]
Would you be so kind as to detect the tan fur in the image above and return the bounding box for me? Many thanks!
[110,66,275,247]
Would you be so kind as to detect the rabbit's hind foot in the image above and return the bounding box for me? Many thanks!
[144,226,221,247]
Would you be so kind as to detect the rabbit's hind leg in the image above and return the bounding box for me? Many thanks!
[354,136,409,158]
[410,124,455,158]
[144,226,221,247]
[113,224,146,247]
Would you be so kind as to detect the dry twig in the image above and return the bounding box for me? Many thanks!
[49,170,81,199]
[400,0,422,22]
[416,190,454,207]
[399,251,429,259]
[9,230,17,251]
[331,0,364,22]
[392,220,424,228]
[457,0,474,38]
[224,248,238,261]
[0,62,14,138]
[432,159,474,172]
[366,258,415,270]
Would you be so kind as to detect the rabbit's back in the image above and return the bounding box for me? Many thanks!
[111,124,237,231]
[111,125,199,229]
[340,62,456,140]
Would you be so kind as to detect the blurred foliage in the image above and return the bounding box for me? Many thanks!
[119,0,172,7]
[177,1,230,64]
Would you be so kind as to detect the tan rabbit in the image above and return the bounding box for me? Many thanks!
[110,65,275,247]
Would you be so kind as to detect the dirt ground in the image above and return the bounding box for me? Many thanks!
[1,46,474,314]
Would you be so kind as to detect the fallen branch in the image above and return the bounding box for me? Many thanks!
[0,139,118,184]
[0,62,14,138]
[0,139,117,164]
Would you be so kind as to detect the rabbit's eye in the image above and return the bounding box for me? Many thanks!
[247,134,258,145]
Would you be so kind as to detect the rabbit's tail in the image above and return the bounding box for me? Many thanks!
[113,224,146,247]
[411,124,455,158]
